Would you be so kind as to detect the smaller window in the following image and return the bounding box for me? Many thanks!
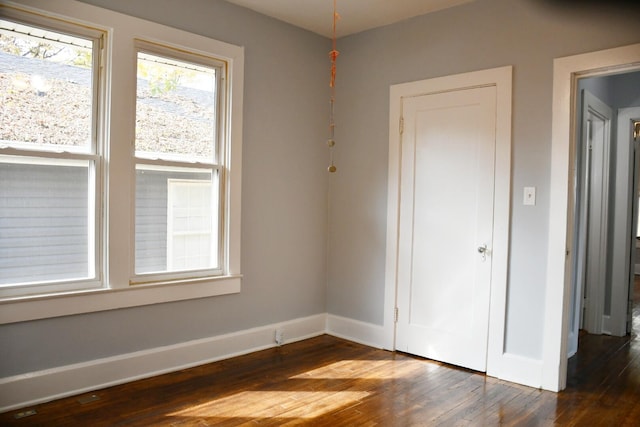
[167,179,217,271]
[132,42,225,284]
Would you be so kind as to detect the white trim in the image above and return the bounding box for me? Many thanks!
[0,275,241,324]
[544,43,640,392]
[326,314,386,349]
[498,353,544,389]
[385,66,512,378]
[0,313,326,413]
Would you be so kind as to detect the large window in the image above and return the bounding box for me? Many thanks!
[0,13,104,297]
[0,1,243,322]
[133,45,224,284]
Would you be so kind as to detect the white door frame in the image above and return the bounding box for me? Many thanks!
[544,43,640,392]
[383,66,512,380]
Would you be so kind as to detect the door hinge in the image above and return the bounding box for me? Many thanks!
[394,307,399,323]
[399,116,404,135]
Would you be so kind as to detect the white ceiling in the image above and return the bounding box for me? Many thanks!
[223,0,474,38]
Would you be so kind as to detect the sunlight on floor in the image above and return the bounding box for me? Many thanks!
[168,390,370,419]
[167,359,433,421]
[290,359,434,380]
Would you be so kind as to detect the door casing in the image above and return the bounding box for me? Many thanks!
[545,42,640,392]
[384,66,512,382]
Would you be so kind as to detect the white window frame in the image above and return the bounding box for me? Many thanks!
[0,0,243,325]
[0,7,105,298]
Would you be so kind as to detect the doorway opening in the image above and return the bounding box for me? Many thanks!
[567,70,640,380]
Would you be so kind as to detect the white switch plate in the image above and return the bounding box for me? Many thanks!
[524,187,536,206]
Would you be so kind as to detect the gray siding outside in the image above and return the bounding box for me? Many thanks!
[135,169,168,274]
[0,164,212,283]
[0,162,89,284]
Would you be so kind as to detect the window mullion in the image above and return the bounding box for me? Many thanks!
[0,148,100,161]
[135,157,217,170]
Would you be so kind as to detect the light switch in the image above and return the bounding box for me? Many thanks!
[523,187,536,206]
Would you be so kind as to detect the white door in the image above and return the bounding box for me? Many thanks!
[577,91,612,336]
[568,90,613,353]
[395,86,497,372]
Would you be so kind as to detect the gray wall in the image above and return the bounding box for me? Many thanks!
[580,71,640,109]
[327,0,640,359]
[610,72,640,108]
[0,0,329,377]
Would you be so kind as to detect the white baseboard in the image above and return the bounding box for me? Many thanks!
[1,312,550,413]
[498,352,543,389]
[0,313,327,413]
[325,314,386,349]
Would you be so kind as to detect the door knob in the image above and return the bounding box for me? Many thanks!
[478,244,488,261]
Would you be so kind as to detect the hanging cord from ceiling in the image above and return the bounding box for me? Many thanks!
[327,0,339,173]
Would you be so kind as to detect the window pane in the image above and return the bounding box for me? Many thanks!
[0,157,92,286]
[135,166,219,275]
[135,52,217,163]
[0,20,94,152]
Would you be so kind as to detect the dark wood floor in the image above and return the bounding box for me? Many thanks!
[3,281,640,426]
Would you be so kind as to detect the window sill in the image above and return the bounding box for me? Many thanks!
[0,275,242,325]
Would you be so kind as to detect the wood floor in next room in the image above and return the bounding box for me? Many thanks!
[2,279,640,426]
